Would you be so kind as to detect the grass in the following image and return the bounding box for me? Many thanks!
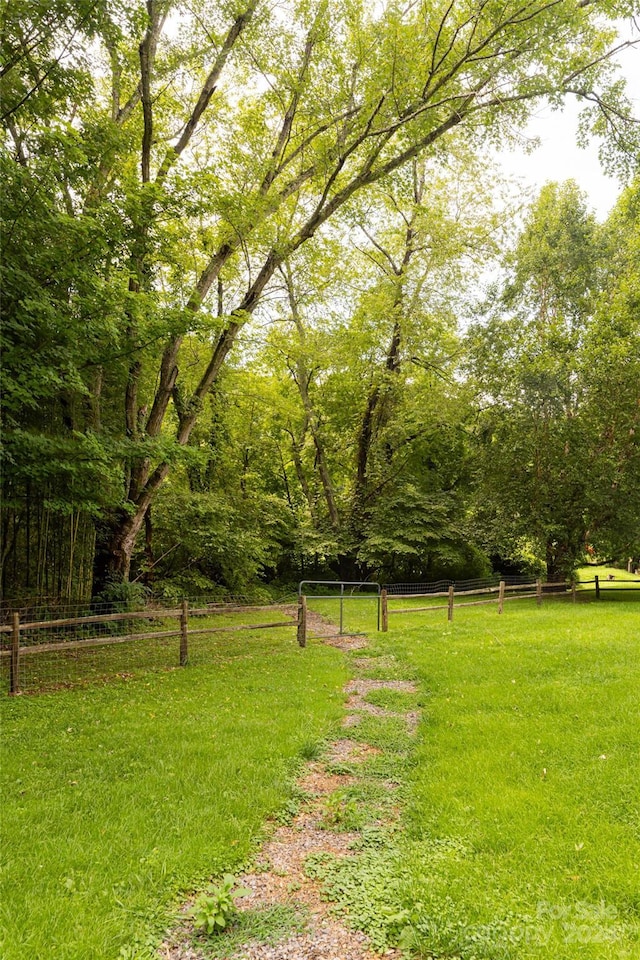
[4,589,639,960]
[189,903,308,958]
[0,630,346,960]
[576,565,640,598]
[306,594,382,638]
[576,565,640,582]
[397,601,640,959]
[320,597,640,959]
[363,687,422,712]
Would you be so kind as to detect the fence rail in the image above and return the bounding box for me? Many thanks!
[579,576,640,599]
[1,599,306,696]
[381,579,574,629]
[3,574,636,696]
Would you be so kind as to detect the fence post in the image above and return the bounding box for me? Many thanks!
[447,584,454,622]
[297,594,307,647]
[536,578,542,606]
[498,580,505,614]
[571,581,577,604]
[595,575,600,600]
[10,613,20,695]
[180,600,189,666]
[381,589,388,632]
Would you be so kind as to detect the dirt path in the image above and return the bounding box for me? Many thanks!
[162,609,418,960]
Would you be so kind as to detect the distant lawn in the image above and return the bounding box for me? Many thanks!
[0,631,346,960]
[334,599,640,959]
[575,566,640,604]
[576,564,640,596]
[576,565,640,582]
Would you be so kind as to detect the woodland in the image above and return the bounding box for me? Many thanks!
[1,0,639,603]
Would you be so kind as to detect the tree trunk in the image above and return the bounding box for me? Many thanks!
[337,553,362,583]
[143,506,154,585]
[284,268,341,530]
[351,204,416,518]
[289,421,316,520]
[545,539,568,582]
[93,510,134,592]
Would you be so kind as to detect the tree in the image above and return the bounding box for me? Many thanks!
[0,29,132,596]
[2,0,638,594]
[579,177,640,561]
[147,375,295,597]
[467,180,639,578]
[262,152,506,581]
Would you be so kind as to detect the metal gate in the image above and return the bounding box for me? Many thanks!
[298,580,381,635]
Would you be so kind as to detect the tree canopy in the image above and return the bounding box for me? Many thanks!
[1,0,639,599]
[467,180,640,578]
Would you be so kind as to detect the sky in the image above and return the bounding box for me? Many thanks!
[497,28,640,220]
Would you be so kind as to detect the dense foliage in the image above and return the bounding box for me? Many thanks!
[468,181,640,577]
[1,0,639,598]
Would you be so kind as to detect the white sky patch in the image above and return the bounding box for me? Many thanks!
[496,25,640,220]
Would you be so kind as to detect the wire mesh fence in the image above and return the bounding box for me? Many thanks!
[0,597,300,695]
[4,574,634,696]
[383,574,545,595]
[379,577,585,630]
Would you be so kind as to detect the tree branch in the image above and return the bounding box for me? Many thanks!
[156,1,258,185]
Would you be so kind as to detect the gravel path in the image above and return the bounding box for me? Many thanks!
[161,608,418,960]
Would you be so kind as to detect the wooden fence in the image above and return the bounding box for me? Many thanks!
[380,579,572,630]
[4,576,633,695]
[579,576,640,599]
[1,598,308,695]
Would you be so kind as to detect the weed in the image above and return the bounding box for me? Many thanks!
[303,850,337,880]
[273,796,301,825]
[118,941,156,960]
[323,760,357,777]
[300,738,324,760]
[304,847,411,950]
[351,825,395,849]
[321,790,360,829]
[190,875,251,935]
[273,786,312,825]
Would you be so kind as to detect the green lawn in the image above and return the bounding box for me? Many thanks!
[0,630,346,960]
[576,565,640,599]
[577,565,640,582]
[325,598,640,959]
[3,595,639,960]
